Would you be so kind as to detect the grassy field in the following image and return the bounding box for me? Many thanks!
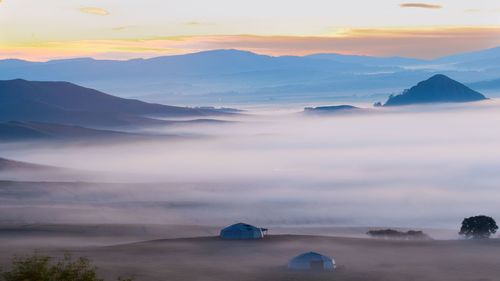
[1,224,499,281]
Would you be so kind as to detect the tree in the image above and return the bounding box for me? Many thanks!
[459,215,498,239]
[0,254,132,281]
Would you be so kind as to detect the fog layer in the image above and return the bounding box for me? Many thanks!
[1,102,500,229]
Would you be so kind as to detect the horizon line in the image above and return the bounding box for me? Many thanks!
[1,45,499,63]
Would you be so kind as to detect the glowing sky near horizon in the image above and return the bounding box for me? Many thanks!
[0,0,499,60]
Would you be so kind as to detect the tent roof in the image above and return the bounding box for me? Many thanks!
[222,222,261,232]
[290,252,334,263]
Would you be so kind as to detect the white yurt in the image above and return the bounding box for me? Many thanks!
[219,223,264,240]
[288,252,336,271]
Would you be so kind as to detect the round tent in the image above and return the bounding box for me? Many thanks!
[288,252,336,271]
[219,223,264,240]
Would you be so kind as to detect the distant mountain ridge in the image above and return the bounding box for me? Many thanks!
[0,49,432,104]
[384,74,487,106]
[468,78,500,90]
[306,53,425,66]
[0,47,498,104]
[435,46,500,64]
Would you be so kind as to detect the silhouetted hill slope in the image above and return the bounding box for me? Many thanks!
[0,98,167,128]
[0,157,59,171]
[0,79,230,127]
[384,74,487,106]
[0,79,226,115]
[0,121,149,141]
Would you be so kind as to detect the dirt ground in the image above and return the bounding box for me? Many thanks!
[0,224,499,281]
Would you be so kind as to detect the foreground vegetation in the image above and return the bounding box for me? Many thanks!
[0,254,131,281]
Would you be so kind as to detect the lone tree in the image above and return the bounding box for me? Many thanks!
[459,215,498,239]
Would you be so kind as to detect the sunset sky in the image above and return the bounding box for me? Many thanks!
[1,0,499,61]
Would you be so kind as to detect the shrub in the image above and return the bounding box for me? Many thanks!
[0,254,131,281]
[367,229,431,240]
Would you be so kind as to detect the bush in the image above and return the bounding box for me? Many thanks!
[0,254,131,281]
[367,229,431,240]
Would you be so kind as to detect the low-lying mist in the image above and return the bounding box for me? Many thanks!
[1,101,500,231]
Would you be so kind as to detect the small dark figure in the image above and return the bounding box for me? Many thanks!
[373,102,383,107]
[459,215,498,239]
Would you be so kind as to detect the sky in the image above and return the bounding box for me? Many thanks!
[0,0,499,60]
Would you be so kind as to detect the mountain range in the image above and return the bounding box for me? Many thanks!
[1,47,498,104]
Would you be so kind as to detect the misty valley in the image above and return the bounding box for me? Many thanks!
[1,43,500,281]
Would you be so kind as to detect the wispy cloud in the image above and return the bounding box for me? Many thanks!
[112,26,137,31]
[183,21,215,27]
[400,3,442,9]
[80,7,109,16]
[184,21,202,26]
[464,9,481,13]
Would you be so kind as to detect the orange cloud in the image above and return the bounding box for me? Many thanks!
[400,3,442,9]
[80,7,109,16]
[2,26,499,61]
